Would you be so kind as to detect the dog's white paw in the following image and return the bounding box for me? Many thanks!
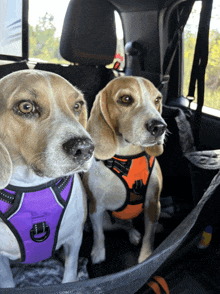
[129,228,141,245]
[0,280,15,288]
[91,246,106,264]
[138,249,152,264]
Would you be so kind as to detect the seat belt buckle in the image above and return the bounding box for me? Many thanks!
[160,74,170,85]
[187,95,195,107]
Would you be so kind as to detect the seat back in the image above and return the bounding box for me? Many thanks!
[34,63,114,115]
[0,61,29,80]
[60,0,116,66]
[46,0,117,114]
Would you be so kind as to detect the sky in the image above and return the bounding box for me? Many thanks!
[3,0,217,57]
[29,0,124,39]
[29,0,70,37]
[29,0,219,39]
[185,1,220,33]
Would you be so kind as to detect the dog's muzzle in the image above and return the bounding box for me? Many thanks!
[62,137,94,162]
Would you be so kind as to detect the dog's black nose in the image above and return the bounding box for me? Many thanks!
[146,119,167,138]
[63,137,94,161]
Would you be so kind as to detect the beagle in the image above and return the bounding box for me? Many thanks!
[83,76,167,264]
[0,69,94,288]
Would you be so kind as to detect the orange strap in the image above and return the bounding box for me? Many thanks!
[148,281,161,294]
[115,155,150,189]
[147,276,170,294]
[112,203,143,220]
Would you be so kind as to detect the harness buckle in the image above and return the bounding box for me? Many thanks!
[30,221,50,243]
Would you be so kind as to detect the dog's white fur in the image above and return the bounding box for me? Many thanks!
[0,69,94,288]
[83,76,166,264]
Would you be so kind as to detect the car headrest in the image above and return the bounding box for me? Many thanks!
[60,0,117,66]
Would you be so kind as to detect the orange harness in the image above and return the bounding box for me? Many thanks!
[103,152,155,220]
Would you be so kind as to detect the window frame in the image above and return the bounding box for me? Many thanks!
[0,0,29,61]
[182,0,220,116]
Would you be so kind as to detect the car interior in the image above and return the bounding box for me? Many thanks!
[1,0,220,293]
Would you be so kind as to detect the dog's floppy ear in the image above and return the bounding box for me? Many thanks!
[0,140,12,189]
[78,102,87,129]
[87,89,117,160]
[144,145,164,157]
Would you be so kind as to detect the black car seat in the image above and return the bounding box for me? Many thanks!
[35,0,117,115]
[0,61,29,80]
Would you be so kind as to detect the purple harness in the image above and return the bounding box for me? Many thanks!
[0,176,74,264]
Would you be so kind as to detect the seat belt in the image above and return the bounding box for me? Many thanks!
[124,2,195,87]
[158,0,195,91]
[187,0,213,148]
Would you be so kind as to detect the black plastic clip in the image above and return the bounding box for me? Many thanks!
[30,221,50,243]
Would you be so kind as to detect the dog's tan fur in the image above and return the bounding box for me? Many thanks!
[0,70,88,186]
[83,76,166,264]
[87,76,164,160]
[0,69,93,288]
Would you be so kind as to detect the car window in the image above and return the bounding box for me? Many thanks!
[29,0,69,64]
[0,0,23,59]
[183,0,220,115]
[29,1,125,69]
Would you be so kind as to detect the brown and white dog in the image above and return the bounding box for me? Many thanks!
[0,70,94,288]
[83,76,167,265]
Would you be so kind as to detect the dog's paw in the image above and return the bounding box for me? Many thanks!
[91,246,106,264]
[0,280,15,288]
[129,228,141,245]
[138,250,152,264]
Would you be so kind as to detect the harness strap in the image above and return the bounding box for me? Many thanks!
[104,153,155,220]
[0,176,74,263]
[104,157,132,177]
[158,0,195,91]
[0,189,15,205]
[0,176,72,205]
[56,176,72,192]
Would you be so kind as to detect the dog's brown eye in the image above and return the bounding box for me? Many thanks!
[74,101,83,113]
[119,95,133,105]
[18,102,34,114]
[155,97,161,105]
